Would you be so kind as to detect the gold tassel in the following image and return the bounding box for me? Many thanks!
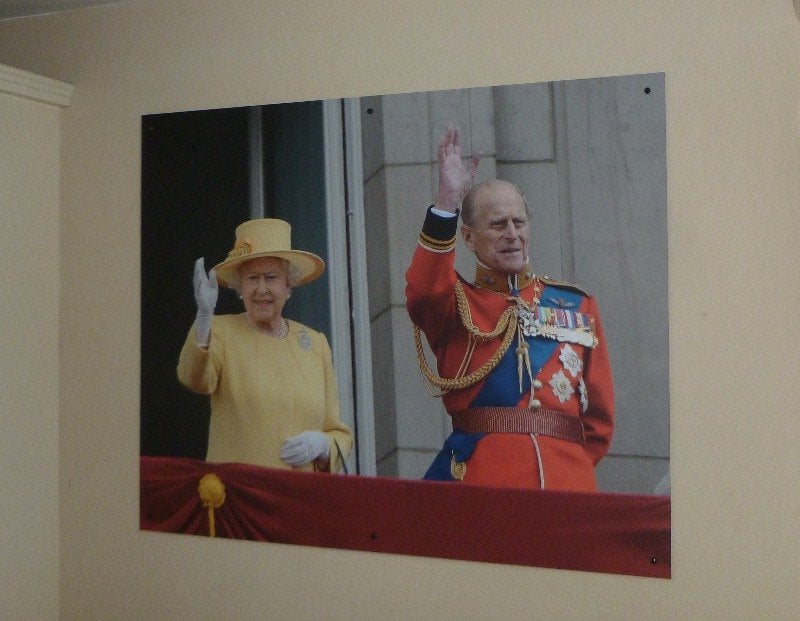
[516,338,528,394]
[198,473,226,538]
[450,454,467,480]
[523,340,535,407]
[513,301,537,407]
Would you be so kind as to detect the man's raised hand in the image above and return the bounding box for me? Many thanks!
[434,124,481,213]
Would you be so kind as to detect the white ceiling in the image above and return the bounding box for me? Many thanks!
[0,0,123,19]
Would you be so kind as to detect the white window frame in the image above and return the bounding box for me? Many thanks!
[323,99,376,476]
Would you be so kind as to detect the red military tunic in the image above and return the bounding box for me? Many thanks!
[406,207,614,491]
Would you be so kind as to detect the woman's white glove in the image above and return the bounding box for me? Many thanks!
[280,431,330,467]
[193,257,218,347]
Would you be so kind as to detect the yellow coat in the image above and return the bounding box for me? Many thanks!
[177,314,352,471]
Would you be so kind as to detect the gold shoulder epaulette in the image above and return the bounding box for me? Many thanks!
[538,275,590,297]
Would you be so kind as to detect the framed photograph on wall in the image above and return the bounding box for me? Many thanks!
[139,72,670,578]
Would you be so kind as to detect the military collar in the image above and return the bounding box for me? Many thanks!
[474,263,537,293]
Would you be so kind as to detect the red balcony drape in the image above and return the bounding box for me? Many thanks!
[140,455,670,578]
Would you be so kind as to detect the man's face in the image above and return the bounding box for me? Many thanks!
[462,182,530,275]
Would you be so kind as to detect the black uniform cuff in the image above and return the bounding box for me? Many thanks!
[419,205,459,251]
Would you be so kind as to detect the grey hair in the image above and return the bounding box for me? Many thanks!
[461,179,529,227]
[283,259,302,287]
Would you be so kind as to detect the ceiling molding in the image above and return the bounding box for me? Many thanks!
[0,0,122,20]
[0,63,74,107]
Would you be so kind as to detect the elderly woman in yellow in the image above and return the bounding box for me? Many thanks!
[177,218,352,472]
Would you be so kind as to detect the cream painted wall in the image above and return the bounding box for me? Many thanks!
[0,65,73,620]
[0,1,798,618]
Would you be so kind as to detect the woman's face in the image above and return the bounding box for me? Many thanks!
[238,256,290,328]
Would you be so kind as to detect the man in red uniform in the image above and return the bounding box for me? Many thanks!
[406,125,614,491]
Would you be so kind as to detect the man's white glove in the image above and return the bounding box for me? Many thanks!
[193,257,218,348]
[280,431,330,467]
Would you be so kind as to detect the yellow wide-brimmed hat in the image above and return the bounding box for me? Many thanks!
[212,218,325,288]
